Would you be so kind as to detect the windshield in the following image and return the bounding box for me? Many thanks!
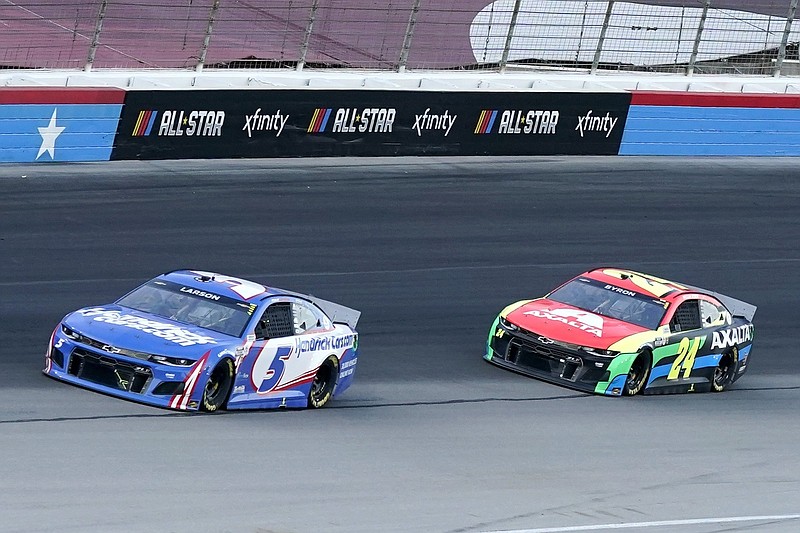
[117,280,256,337]
[548,277,667,330]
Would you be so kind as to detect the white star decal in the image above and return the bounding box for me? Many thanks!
[36,108,66,160]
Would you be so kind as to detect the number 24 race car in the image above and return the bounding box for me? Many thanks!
[44,270,360,411]
[485,268,756,396]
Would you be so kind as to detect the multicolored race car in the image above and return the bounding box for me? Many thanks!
[44,270,360,411]
[485,268,756,396]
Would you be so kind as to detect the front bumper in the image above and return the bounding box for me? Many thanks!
[485,319,622,395]
[44,326,203,410]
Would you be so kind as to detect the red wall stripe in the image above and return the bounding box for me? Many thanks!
[0,87,125,104]
[631,91,800,108]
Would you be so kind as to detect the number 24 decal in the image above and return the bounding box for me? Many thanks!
[667,336,704,380]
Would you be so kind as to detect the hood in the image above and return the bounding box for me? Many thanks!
[63,305,233,357]
[506,299,647,350]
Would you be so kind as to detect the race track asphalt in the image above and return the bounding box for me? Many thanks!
[1,157,799,533]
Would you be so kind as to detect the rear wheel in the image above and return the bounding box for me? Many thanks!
[201,359,234,412]
[623,350,651,396]
[711,347,737,392]
[308,356,339,409]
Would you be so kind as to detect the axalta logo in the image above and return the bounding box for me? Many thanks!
[711,324,754,350]
[308,107,395,133]
[243,108,288,138]
[475,109,559,134]
[523,308,604,337]
[575,110,619,138]
[413,108,457,136]
[133,110,225,137]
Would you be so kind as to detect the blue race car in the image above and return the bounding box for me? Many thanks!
[44,270,360,411]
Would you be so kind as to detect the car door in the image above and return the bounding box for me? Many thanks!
[649,296,729,392]
[242,300,297,395]
[243,298,338,395]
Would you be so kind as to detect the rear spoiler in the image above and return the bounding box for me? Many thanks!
[277,289,361,329]
[309,295,361,329]
[684,284,757,322]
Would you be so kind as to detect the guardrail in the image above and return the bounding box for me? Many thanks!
[1,0,799,75]
[2,83,800,162]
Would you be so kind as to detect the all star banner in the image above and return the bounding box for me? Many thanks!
[112,89,632,159]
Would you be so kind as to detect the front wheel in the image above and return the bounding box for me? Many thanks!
[201,359,235,412]
[711,347,737,393]
[623,350,651,396]
[308,356,339,409]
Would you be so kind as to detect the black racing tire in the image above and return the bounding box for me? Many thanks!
[201,359,235,412]
[711,346,737,393]
[307,356,339,409]
[623,350,652,396]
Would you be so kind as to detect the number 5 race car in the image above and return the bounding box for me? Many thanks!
[485,268,756,396]
[44,270,360,411]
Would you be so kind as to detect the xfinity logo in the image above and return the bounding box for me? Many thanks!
[243,108,288,138]
[575,110,618,138]
[413,108,457,137]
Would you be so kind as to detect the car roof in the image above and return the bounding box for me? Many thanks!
[158,269,283,302]
[580,268,695,302]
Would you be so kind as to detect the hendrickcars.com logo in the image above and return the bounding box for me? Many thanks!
[131,110,225,137]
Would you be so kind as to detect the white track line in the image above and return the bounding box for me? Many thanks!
[4,258,800,287]
[483,514,800,533]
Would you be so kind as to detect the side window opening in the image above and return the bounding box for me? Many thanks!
[669,300,702,333]
[255,302,294,340]
[292,302,323,335]
[700,300,724,326]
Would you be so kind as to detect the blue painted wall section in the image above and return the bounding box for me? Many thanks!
[0,88,125,163]
[620,91,800,156]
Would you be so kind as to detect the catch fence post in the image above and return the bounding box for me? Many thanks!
[499,0,523,73]
[775,0,799,77]
[687,0,711,76]
[297,0,320,71]
[196,0,221,72]
[591,0,614,74]
[84,0,108,72]
[398,0,422,72]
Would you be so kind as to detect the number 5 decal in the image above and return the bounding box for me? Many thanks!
[667,336,705,380]
[258,346,292,393]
